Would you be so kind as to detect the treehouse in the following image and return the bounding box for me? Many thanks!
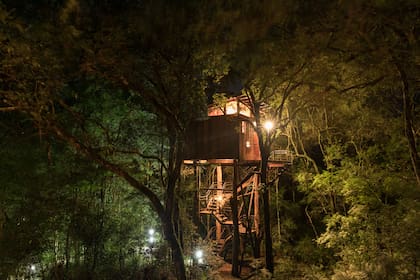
[183,95,292,264]
[184,96,261,164]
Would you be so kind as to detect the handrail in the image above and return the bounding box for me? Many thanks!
[269,149,293,163]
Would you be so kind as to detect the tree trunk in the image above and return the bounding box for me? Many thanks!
[163,132,187,280]
[261,155,274,273]
[253,233,262,258]
[66,186,79,278]
[64,224,71,279]
[162,218,186,280]
[251,100,275,272]
[193,163,205,237]
[387,31,420,184]
[51,126,188,279]
[396,63,420,186]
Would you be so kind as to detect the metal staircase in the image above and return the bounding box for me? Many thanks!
[199,171,258,256]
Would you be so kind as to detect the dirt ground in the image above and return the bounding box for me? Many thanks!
[216,263,254,279]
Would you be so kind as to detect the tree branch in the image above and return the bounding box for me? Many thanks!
[113,148,168,173]
[0,106,18,112]
[51,124,166,219]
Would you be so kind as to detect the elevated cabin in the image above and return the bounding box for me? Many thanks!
[184,96,261,164]
[182,96,292,262]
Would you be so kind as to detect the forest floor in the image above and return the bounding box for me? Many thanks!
[216,263,256,279]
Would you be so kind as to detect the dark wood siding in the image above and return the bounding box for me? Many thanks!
[184,116,261,162]
[240,120,261,161]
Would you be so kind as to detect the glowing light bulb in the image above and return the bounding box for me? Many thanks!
[195,249,203,259]
[245,140,251,148]
[263,121,274,132]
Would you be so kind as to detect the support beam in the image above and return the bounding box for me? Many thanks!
[253,173,261,258]
[216,165,223,241]
[253,174,260,236]
[231,161,240,277]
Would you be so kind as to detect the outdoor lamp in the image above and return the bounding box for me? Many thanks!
[194,249,204,264]
[195,249,203,259]
[263,120,274,132]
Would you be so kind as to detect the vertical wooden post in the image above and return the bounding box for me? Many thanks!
[253,173,260,236]
[216,165,223,241]
[275,177,281,243]
[231,161,240,277]
[252,173,262,258]
[193,162,200,228]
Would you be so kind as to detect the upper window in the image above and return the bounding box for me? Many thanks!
[207,97,252,118]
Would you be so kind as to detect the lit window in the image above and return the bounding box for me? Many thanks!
[239,103,251,117]
[225,101,237,115]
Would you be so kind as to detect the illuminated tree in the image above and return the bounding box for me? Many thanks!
[0,1,211,279]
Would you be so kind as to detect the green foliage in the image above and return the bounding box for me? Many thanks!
[1,1,419,279]
[0,113,162,279]
[295,84,419,279]
[0,130,69,276]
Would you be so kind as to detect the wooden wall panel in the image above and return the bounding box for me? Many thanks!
[184,116,260,162]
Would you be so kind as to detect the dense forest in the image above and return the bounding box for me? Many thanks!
[0,0,419,279]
